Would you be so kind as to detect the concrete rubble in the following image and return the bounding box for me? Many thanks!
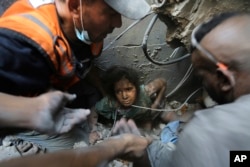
[151,0,250,48]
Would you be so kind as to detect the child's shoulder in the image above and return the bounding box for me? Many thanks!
[96,96,120,109]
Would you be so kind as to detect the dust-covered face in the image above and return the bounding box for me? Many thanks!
[190,20,235,104]
[114,78,137,108]
[191,50,225,104]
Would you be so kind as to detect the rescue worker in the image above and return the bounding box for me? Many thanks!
[0,0,151,153]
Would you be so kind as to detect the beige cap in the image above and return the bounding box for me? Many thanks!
[104,0,151,20]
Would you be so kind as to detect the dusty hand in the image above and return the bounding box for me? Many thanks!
[112,118,141,136]
[53,107,90,134]
[111,118,152,160]
[32,91,90,134]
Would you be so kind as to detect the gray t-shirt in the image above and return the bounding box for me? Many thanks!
[148,94,250,167]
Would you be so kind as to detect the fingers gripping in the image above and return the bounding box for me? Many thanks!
[112,118,141,136]
[54,108,90,134]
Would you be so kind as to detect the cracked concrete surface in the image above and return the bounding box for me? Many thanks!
[153,0,250,48]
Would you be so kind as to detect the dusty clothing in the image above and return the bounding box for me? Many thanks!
[0,136,45,161]
[147,141,175,167]
[16,127,89,152]
[147,94,250,167]
[95,85,154,121]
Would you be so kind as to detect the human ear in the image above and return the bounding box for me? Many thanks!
[68,0,80,16]
[216,68,235,92]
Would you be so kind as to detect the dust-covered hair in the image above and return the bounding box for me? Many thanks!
[102,66,140,99]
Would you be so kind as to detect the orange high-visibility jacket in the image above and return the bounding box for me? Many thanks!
[0,0,103,90]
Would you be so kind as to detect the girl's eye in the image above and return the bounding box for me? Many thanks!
[126,88,132,91]
[115,90,122,94]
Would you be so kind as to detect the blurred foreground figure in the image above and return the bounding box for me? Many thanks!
[3,12,250,167]
[0,91,90,134]
[0,91,90,161]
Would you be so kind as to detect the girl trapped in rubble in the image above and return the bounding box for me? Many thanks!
[88,66,169,133]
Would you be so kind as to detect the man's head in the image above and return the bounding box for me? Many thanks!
[191,12,250,104]
[58,0,150,43]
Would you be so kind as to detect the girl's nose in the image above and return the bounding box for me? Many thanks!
[122,91,127,99]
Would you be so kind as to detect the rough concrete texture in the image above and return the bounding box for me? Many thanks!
[96,15,198,102]
[153,0,250,49]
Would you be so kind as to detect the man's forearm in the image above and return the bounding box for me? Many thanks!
[0,92,36,128]
[0,134,151,167]
[0,136,127,167]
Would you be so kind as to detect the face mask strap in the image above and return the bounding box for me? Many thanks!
[79,0,91,42]
[72,0,92,44]
[79,0,84,30]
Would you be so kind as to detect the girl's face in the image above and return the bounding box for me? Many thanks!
[114,78,137,108]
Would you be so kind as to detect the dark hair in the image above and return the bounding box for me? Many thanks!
[102,66,140,99]
[190,12,239,53]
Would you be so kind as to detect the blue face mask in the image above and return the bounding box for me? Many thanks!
[73,0,92,45]
[74,26,92,44]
